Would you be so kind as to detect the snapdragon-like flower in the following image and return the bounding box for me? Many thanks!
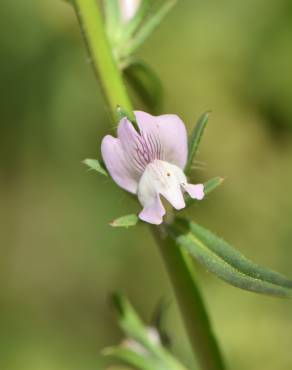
[101,111,204,225]
[119,0,141,23]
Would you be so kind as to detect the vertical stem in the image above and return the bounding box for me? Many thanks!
[152,227,226,370]
[73,0,133,122]
[72,2,226,369]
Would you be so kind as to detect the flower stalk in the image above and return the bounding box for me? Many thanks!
[152,226,226,370]
[72,1,225,369]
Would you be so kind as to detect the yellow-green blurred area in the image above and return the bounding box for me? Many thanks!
[1,0,292,369]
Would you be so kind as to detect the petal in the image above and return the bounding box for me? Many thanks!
[162,185,186,210]
[138,195,165,225]
[134,111,188,169]
[117,117,150,171]
[101,135,140,194]
[184,183,204,200]
[117,117,139,150]
[138,160,186,221]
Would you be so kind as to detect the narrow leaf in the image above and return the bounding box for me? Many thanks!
[110,214,139,228]
[83,158,108,176]
[168,218,292,297]
[112,294,146,341]
[203,176,224,195]
[124,59,162,113]
[124,0,177,56]
[185,111,210,174]
[188,221,292,288]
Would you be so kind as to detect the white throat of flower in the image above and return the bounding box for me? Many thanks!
[138,159,204,224]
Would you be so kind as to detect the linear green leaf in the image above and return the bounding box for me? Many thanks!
[185,177,224,208]
[124,0,177,56]
[110,214,139,228]
[112,294,147,342]
[203,177,224,196]
[185,111,210,174]
[188,221,292,288]
[83,158,108,176]
[168,218,292,297]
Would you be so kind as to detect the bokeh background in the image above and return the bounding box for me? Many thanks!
[1,0,292,369]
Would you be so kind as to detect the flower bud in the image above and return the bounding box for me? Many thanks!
[119,0,141,22]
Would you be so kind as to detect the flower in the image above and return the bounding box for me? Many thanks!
[119,0,141,23]
[101,111,204,225]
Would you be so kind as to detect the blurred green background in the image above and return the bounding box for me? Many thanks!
[1,0,292,369]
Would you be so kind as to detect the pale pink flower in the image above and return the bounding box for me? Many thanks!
[101,111,204,225]
[119,0,141,23]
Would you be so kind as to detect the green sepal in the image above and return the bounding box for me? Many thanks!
[116,105,139,132]
[124,59,163,114]
[110,214,139,228]
[83,158,108,176]
[185,111,210,175]
[167,218,292,298]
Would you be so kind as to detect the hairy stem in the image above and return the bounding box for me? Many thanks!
[72,2,225,369]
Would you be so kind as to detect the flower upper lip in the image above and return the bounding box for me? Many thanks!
[132,131,164,171]
[101,111,188,189]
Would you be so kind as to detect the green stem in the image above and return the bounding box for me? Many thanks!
[152,227,226,370]
[73,0,133,122]
[72,2,226,369]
